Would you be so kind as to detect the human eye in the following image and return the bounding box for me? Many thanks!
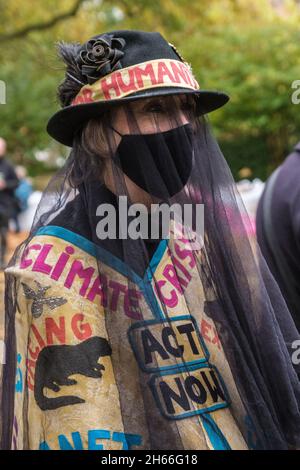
[143,100,166,114]
[181,100,196,113]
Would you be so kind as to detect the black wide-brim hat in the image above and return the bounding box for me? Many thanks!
[47,30,230,147]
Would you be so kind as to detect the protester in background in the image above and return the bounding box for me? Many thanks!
[256,142,300,332]
[0,137,19,269]
[13,165,33,233]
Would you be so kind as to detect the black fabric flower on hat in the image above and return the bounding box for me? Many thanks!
[76,34,126,85]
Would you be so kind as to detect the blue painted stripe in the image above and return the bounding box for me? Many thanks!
[35,225,142,285]
[144,239,168,283]
[201,413,231,450]
[143,282,165,319]
[34,225,166,318]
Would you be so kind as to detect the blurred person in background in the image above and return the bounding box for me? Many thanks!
[0,137,19,269]
[256,142,300,332]
[13,165,33,233]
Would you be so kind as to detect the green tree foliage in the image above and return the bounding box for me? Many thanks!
[0,0,300,179]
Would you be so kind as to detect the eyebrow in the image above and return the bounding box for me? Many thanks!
[134,97,165,111]
[147,96,188,106]
[144,97,165,105]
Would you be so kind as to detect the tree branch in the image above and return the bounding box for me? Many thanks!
[0,0,87,43]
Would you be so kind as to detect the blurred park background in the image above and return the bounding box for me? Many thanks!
[0,0,300,336]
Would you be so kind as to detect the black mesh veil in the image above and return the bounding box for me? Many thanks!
[1,94,300,450]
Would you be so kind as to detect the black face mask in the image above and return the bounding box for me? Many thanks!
[113,123,194,199]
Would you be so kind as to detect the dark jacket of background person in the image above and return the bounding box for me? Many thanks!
[256,142,300,331]
[0,155,20,225]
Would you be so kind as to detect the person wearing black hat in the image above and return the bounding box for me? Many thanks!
[1,30,300,451]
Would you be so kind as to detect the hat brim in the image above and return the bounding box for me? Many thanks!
[46,87,229,147]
